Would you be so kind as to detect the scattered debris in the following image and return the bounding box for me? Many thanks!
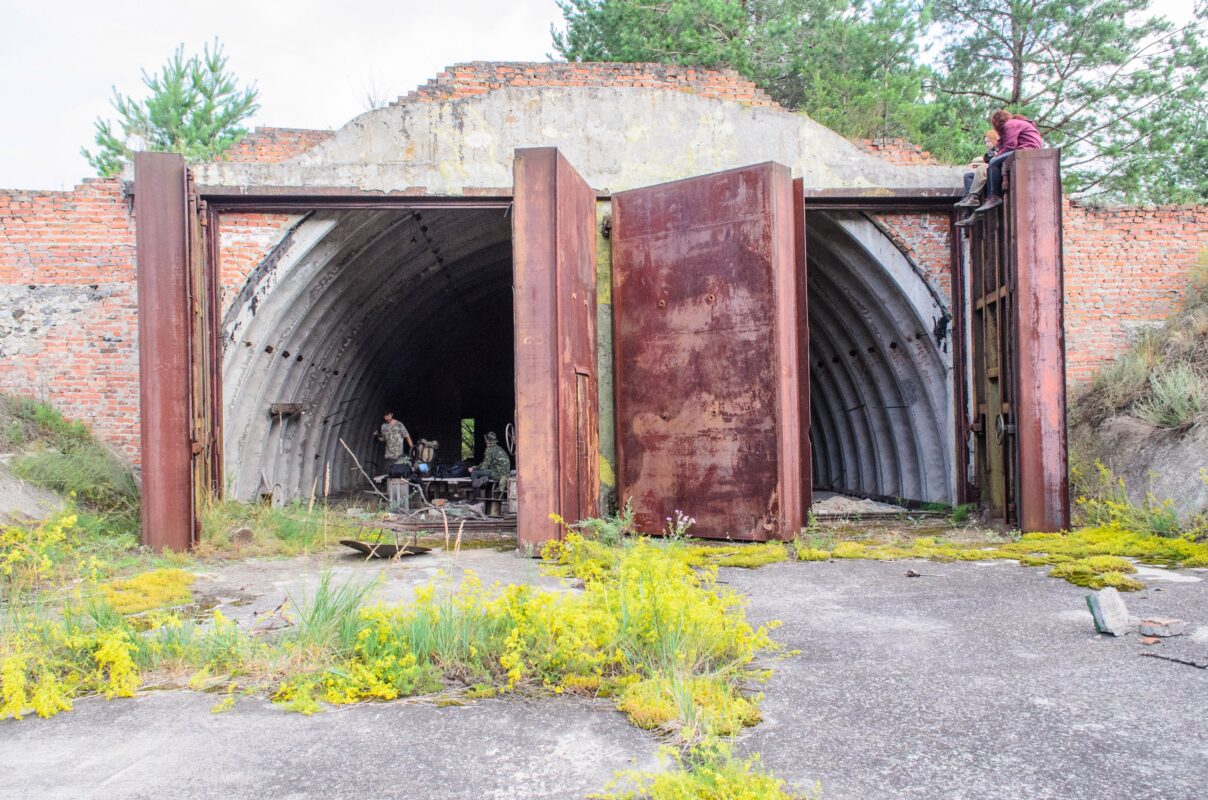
[339,540,432,559]
[812,492,906,516]
[1086,587,1135,636]
[1140,641,1208,669]
[904,568,943,578]
[1137,617,1187,637]
[1139,636,1160,645]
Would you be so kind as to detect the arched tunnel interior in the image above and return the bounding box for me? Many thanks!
[221,206,953,507]
[221,207,515,502]
[805,212,953,505]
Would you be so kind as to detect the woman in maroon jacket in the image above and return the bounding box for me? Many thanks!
[977,110,1044,212]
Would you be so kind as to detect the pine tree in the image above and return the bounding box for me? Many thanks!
[83,41,259,177]
[552,0,934,140]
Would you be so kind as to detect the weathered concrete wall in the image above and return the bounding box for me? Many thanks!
[195,66,962,194]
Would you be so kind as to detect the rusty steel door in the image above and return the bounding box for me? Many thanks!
[611,162,809,541]
[512,148,600,548]
[135,153,220,551]
[964,149,1069,532]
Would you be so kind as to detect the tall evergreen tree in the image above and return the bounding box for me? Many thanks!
[927,0,1207,202]
[552,0,934,139]
[83,41,259,177]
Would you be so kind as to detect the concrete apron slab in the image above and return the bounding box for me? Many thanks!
[726,558,1208,800]
[0,691,660,800]
[5,552,1208,799]
[1,547,666,800]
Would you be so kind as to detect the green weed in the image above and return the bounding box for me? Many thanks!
[1134,363,1206,429]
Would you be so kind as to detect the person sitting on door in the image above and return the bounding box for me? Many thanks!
[977,110,1044,212]
[953,128,1000,224]
[468,431,511,496]
[377,411,413,466]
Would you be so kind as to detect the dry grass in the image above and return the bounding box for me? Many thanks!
[1075,256,1208,430]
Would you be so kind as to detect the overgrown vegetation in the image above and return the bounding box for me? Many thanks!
[596,740,809,800]
[1071,459,1207,539]
[780,524,1208,591]
[1,513,802,793]
[1,395,139,535]
[1,532,782,737]
[197,498,363,557]
[1074,257,1208,430]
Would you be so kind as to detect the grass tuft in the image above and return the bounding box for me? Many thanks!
[1,395,139,534]
[1074,256,1208,429]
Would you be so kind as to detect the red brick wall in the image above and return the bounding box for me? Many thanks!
[1063,201,1208,387]
[217,213,301,312]
[398,61,778,108]
[870,212,953,306]
[856,138,941,166]
[221,128,334,164]
[0,179,141,461]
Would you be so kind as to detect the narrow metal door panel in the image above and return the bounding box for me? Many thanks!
[512,148,600,547]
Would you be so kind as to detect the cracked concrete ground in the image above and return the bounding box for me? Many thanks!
[731,558,1208,800]
[2,551,1206,799]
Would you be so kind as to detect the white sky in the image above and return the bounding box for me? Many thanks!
[0,0,1198,190]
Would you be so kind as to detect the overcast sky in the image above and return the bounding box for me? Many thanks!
[0,0,1198,190]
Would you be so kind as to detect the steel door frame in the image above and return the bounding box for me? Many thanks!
[136,158,520,550]
[958,149,1069,531]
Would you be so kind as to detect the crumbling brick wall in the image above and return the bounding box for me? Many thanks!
[857,138,940,166]
[217,213,302,312]
[399,61,778,107]
[1063,201,1208,387]
[0,178,140,461]
[869,212,953,307]
[220,128,334,164]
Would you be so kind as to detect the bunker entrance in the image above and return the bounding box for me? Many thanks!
[804,211,953,507]
[221,207,516,505]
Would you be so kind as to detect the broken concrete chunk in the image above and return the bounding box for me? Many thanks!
[1086,588,1135,636]
[1137,617,1186,637]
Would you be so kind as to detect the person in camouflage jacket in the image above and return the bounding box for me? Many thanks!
[470,431,511,486]
[377,411,413,463]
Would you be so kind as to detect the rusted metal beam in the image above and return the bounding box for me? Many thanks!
[200,194,513,213]
[949,210,973,506]
[789,178,813,532]
[1009,149,1070,532]
[134,152,194,552]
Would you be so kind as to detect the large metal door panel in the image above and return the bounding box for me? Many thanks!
[513,148,600,547]
[612,163,808,541]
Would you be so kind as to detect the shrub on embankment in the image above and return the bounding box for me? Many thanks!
[0,395,139,535]
[1074,257,1208,431]
[1070,257,1208,523]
